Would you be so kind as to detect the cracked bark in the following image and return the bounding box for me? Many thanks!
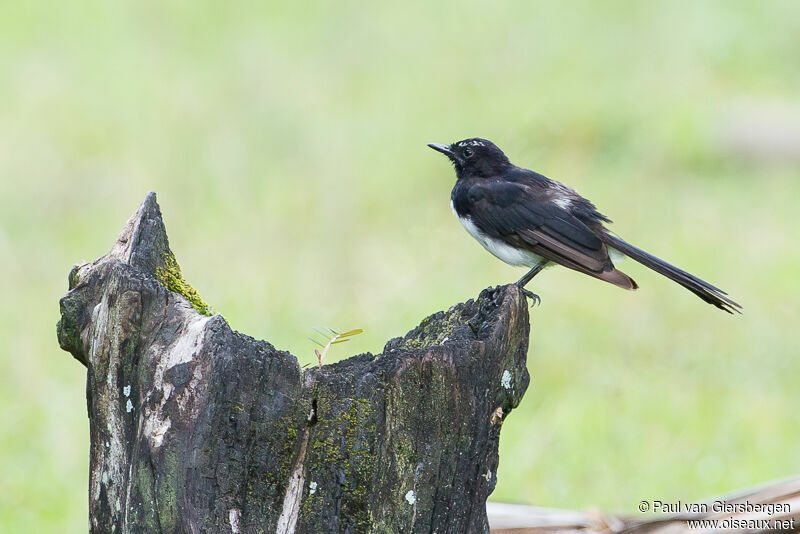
[57,192,531,534]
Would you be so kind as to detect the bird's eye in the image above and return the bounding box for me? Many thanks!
[463,147,474,158]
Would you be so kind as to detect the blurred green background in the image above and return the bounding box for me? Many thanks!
[1,1,799,531]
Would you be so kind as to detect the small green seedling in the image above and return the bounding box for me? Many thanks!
[309,327,364,369]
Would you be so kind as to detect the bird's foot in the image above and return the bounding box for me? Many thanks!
[518,287,541,307]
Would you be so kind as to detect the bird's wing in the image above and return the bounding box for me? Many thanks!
[464,180,612,274]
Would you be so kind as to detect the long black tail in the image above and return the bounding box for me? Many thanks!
[601,233,742,314]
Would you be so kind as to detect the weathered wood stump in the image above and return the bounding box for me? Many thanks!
[57,193,531,533]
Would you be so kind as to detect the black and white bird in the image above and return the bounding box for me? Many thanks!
[428,138,741,313]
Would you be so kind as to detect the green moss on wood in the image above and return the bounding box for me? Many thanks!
[302,393,379,531]
[396,301,475,351]
[132,463,160,531]
[155,444,181,531]
[155,251,214,316]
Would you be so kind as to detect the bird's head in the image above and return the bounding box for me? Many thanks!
[427,138,511,178]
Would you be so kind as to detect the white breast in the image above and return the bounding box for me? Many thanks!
[458,215,543,267]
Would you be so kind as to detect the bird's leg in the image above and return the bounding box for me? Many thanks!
[516,263,545,287]
[515,262,547,306]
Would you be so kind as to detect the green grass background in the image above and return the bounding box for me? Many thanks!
[1,1,798,531]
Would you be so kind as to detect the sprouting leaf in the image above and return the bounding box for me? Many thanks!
[308,336,326,348]
[338,329,363,337]
[309,326,364,369]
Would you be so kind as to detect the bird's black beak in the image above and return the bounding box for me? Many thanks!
[427,143,455,159]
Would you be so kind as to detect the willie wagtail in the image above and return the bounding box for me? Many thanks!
[428,138,741,313]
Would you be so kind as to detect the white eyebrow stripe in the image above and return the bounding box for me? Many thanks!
[457,140,485,147]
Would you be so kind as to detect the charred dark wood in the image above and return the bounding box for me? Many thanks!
[57,193,531,534]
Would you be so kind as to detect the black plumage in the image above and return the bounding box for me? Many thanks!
[429,138,741,313]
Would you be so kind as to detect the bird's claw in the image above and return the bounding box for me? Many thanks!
[518,287,541,307]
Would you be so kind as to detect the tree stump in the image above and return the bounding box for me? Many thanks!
[57,193,531,534]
